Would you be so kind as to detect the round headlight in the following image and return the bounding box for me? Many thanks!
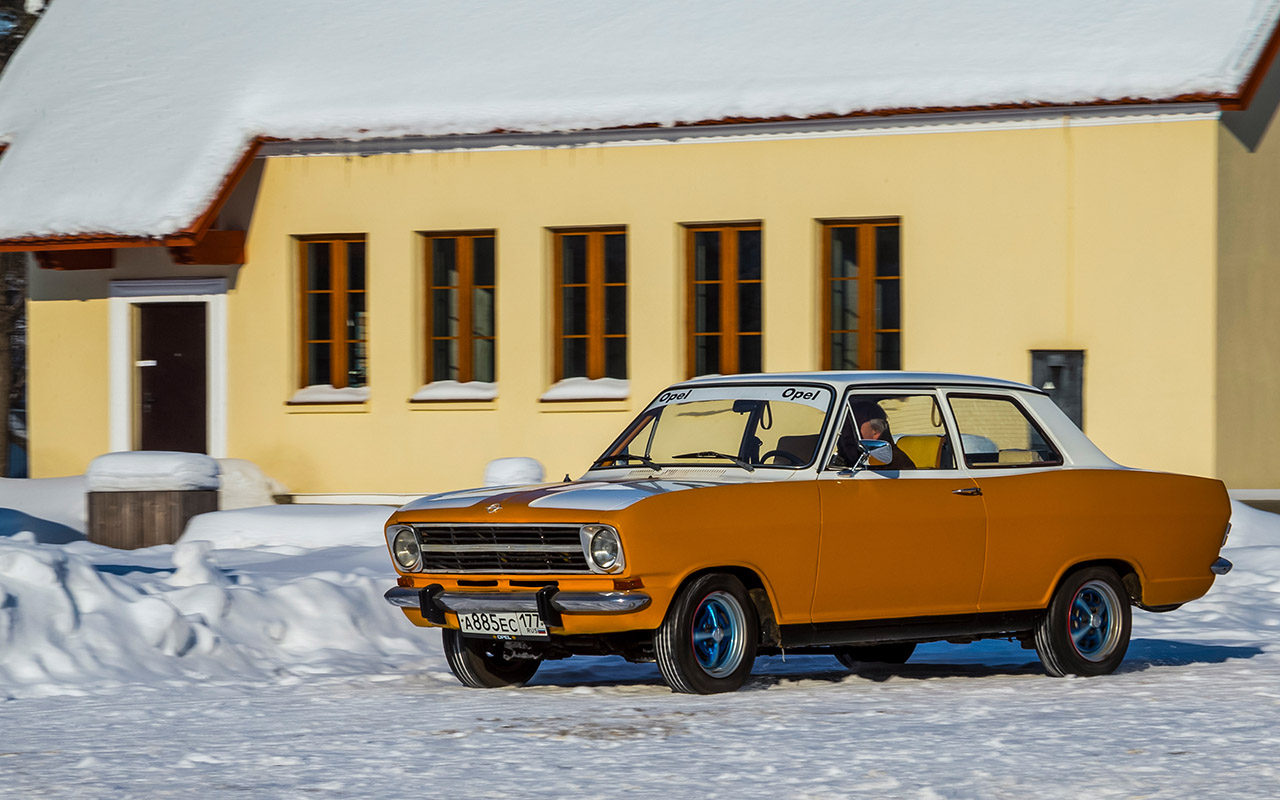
[589,527,621,571]
[390,526,421,570]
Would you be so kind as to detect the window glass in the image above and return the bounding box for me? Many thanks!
[694,231,720,282]
[601,385,833,469]
[687,224,763,376]
[822,221,900,371]
[605,285,626,336]
[561,235,587,285]
[424,232,497,388]
[347,341,367,388]
[306,243,330,290]
[604,233,627,284]
[737,229,761,281]
[605,337,627,380]
[948,395,1062,468]
[346,242,366,290]
[472,237,495,286]
[554,229,627,381]
[827,393,954,470]
[299,236,366,391]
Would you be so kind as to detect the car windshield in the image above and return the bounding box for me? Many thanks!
[595,384,835,470]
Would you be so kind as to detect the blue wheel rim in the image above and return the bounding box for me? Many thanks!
[691,591,746,677]
[1068,580,1122,662]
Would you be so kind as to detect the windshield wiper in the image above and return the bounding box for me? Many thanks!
[671,451,756,472]
[591,453,662,470]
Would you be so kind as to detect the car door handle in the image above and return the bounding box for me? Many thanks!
[953,487,982,496]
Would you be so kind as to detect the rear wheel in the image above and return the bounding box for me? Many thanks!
[654,573,759,694]
[1034,567,1131,677]
[442,629,542,688]
[835,642,917,670]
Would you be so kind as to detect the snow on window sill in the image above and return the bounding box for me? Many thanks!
[540,377,629,402]
[287,385,370,404]
[410,381,497,402]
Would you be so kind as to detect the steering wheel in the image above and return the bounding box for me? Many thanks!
[760,449,803,465]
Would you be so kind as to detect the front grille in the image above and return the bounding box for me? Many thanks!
[412,524,590,573]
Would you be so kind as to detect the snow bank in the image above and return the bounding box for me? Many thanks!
[179,505,391,552]
[0,475,86,542]
[86,451,219,492]
[216,457,287,510]
[0,533,435,699]
[484,457,545,487]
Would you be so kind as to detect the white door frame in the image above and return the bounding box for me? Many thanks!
[108,278,228,456]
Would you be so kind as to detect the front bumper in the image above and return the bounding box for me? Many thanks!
[383,585,651,618]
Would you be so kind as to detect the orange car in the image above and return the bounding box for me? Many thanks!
[383,372,1233,693]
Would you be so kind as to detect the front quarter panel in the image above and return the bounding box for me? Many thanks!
[603,480,821,626]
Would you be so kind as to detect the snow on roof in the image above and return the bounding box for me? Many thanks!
[0,0,1277,242]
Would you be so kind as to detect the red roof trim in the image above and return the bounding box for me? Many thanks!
[1222,17,1280,112]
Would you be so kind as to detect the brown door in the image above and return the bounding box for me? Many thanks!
[137,302,207,453]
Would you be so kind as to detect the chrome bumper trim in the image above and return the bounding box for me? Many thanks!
[383,587,651,615]
[1211,557,1233,576]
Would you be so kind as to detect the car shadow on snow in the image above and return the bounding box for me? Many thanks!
[1120,638,1265,669]
[530,639,1266,691]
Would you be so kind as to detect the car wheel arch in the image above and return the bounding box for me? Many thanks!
[1050,558,1144,607]
[671,565,781,646]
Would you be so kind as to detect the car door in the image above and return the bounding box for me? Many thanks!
[943,391,1082,613]
[812,391,988,623]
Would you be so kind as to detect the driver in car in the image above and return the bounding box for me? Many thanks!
[836,401,917,471]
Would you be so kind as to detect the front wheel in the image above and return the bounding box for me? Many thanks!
[442,629,542,688]
[1034,567,1132,677]
[654,574,759,694]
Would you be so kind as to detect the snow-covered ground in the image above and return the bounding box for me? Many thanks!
[1,478,1277,798]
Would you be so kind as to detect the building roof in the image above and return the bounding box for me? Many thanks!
[0,0,1278,246]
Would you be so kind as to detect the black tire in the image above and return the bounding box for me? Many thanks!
[441,629,542,688]
[1034,566,1132,677]
[835,642,917,670]
[654,573,759,694]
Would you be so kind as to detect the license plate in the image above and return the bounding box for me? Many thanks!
[457,611,549,640]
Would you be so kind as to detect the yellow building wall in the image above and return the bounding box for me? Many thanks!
[223,118,1219,493]
[1217,119,1280,488]
[27,298,111,476]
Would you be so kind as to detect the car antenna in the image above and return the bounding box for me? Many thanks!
[563,473,570,482]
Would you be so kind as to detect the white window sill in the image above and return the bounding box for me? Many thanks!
[410,381,498,402]
[287,385,370,404]
[539,377,629,402]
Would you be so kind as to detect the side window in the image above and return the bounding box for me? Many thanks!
[553,228,627,382]
[298,235,367,391]
[424,231,496,386]
[827,393,956,470]
[948,395,1062,468]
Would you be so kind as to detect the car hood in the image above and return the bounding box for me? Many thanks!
[397,477,725,513]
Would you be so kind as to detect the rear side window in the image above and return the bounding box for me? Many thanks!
[948,395,1062,468]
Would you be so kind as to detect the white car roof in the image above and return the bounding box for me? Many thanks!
[676,371,1041,394]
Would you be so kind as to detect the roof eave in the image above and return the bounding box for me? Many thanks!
[0,139,262,253]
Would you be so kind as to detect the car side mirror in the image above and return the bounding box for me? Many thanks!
[855,439,894,469]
